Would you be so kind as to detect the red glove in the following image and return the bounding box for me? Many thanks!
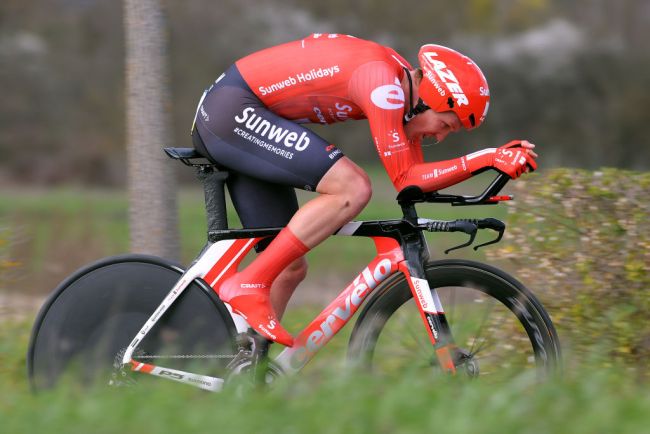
[464,140,537,180]
[491,141,537,179]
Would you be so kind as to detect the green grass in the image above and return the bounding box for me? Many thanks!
[2,318,649,434]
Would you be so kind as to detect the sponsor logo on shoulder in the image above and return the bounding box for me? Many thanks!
[370,78,405,110]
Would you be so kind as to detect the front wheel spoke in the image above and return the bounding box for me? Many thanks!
[470,334,498,357]
[410,314,433,350]
[396,305,433,351]
[381,322,421,354]
[468,298,497,355]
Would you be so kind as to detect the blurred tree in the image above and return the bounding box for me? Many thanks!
[124,0,179,260]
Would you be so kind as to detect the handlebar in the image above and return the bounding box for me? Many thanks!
[396,171,513,207]
[424,219,478,234]
[415,217,506,254]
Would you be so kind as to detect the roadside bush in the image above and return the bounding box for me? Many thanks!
[487,168,650,375]
[0,225,20,290]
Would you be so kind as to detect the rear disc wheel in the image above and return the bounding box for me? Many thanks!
[28,254,238,390]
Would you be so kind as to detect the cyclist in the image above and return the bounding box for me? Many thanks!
[191,33,538,346]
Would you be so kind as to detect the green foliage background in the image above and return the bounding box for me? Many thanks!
[488,168,650,376]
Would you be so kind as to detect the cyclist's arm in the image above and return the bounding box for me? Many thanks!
[393,143,537,191]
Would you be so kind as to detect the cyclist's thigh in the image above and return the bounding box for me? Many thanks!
[194,65,344,192]
[226,173,298,251]
[226,174,298,228]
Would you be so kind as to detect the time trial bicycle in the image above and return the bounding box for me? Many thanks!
[28,147,561,391]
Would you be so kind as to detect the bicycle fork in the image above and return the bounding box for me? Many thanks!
[400,230,459,374]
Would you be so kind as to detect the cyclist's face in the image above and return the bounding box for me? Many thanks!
[404,110,462,144]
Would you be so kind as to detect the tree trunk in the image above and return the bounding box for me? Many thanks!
[123,0,179,260]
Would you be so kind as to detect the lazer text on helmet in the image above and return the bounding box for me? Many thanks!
[423,52,469,107]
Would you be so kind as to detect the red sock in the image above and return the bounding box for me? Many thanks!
[220,227,309,346]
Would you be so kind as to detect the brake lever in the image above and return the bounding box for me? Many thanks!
[473,218,506,251]
[444,221,478,255]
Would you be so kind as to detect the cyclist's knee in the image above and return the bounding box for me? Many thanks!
[353,171,372,207]
[318,158,373,214]
[342,172,371,218]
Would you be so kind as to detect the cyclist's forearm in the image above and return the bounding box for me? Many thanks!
[393,152,492,192]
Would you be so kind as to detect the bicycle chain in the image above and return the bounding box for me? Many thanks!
[137,354,237,359]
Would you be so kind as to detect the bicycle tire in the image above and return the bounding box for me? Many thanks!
[27,254,238,390]
[347,259,561,380]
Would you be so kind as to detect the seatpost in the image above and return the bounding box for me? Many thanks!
[195,166,229,231]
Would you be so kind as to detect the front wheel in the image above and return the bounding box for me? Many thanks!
[348,260,561,381]
[28,254,238,390]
